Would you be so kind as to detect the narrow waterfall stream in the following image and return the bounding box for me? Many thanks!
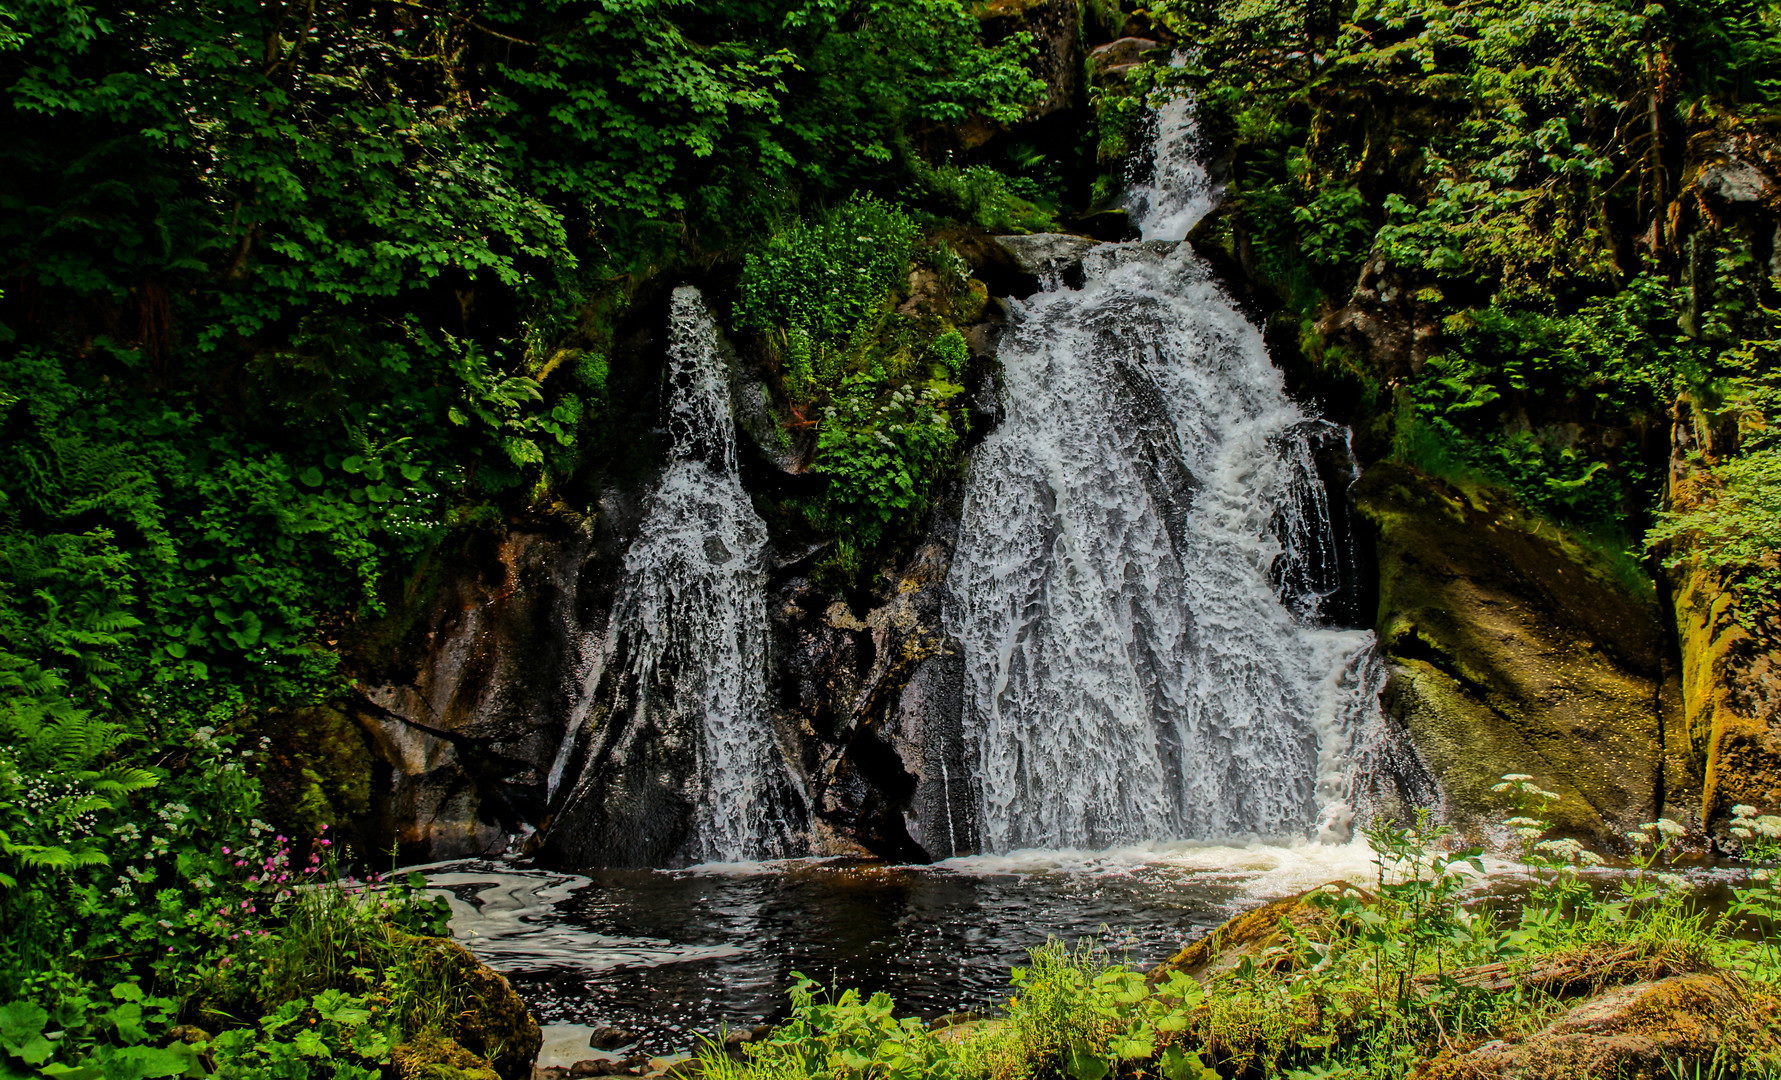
[545,287,801,866]
[945,101,1383,852]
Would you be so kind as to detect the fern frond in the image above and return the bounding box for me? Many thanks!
[89,765,159,796]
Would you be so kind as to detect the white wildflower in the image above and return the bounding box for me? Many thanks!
[1732,804,1758,819]
[1757,816,1781,840]
[1653,819,1685,838]
[1535,838,1585,861]
[1500,774,1534,782]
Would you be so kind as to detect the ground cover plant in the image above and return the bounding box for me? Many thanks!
[698,783,1781,1079]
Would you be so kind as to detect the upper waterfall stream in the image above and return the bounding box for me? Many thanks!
[945,101,1383,852]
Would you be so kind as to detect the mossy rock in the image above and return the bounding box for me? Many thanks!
[1416,972,1780,1079]
[1667,543,1781,832]
[393,1033,503,1080]
[255,704,376,838]
[396,933,542,1080]
[1355,462,1695,841]
[1150,884,1367,984]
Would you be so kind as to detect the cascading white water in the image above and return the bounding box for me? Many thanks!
[590,287,796,862]
[943,102,1383,853]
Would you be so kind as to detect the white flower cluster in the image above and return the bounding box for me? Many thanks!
[1628,818,1686,847]
[1730,804,1781,841]
[1504,816,1546,840]
[1491,774,1560,801]
[1532,837,1605,867]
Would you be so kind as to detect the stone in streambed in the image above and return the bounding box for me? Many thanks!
[1149,884,1369,984]
[588,1027,637,1051]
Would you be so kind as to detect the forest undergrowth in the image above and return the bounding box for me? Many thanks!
[699,786,1781,1080]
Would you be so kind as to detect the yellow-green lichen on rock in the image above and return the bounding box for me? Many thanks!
[392,1033,503,1080]
[1150,885,1368,985]
[1355,462,1698,841]
[1667,546,1781,831]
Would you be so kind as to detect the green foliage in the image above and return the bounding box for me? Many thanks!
[704,975,962,1080]
[813,383,961,548]
[904,159,1060,235]
[210,992,389,1080]
[1649,446,1781,620]
[700,780,1781,1080]
[736,199,921,353]
[0,981,202,1080]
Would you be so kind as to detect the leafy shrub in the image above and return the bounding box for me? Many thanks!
[736,198,920,350]
[812,383,960,548]
[0,981,201,1080]
[210,991,390,1080]
[931,330,971,378]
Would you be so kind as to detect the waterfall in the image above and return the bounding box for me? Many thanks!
[942,102,1384,853]
[547,287,799,865]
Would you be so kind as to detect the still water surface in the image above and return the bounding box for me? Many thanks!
[419,841,1383,1055]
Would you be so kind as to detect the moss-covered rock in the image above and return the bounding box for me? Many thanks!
[397,933,542,1080]
[1150,885,1367,984]
[392,1033,503,1080]
[1666,532,1781,832]
[1416,973,1779,1079]
[1355,462,1697,841]
[255,704,376,840]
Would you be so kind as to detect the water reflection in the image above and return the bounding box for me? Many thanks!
[416,840,1385,1054]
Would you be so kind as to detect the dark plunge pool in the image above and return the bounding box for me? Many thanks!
[416,840,1386,1058]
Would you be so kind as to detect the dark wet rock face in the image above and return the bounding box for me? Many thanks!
[770,491,981,862]
[349,512,633,861]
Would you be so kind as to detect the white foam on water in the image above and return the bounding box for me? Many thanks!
[937,837,1383,897]
[416,866,744,974]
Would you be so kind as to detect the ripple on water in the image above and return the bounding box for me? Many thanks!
[414,840,1386,1057]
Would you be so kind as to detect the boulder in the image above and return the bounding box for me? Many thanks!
[1418,973,1779,1079]
[1150,885,1368,984]
[991,233,1101,279]
[1087,37,1161,85]
[1354,462,1697,840]
[401,934,543,1080]
[1696,142,1771,203]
